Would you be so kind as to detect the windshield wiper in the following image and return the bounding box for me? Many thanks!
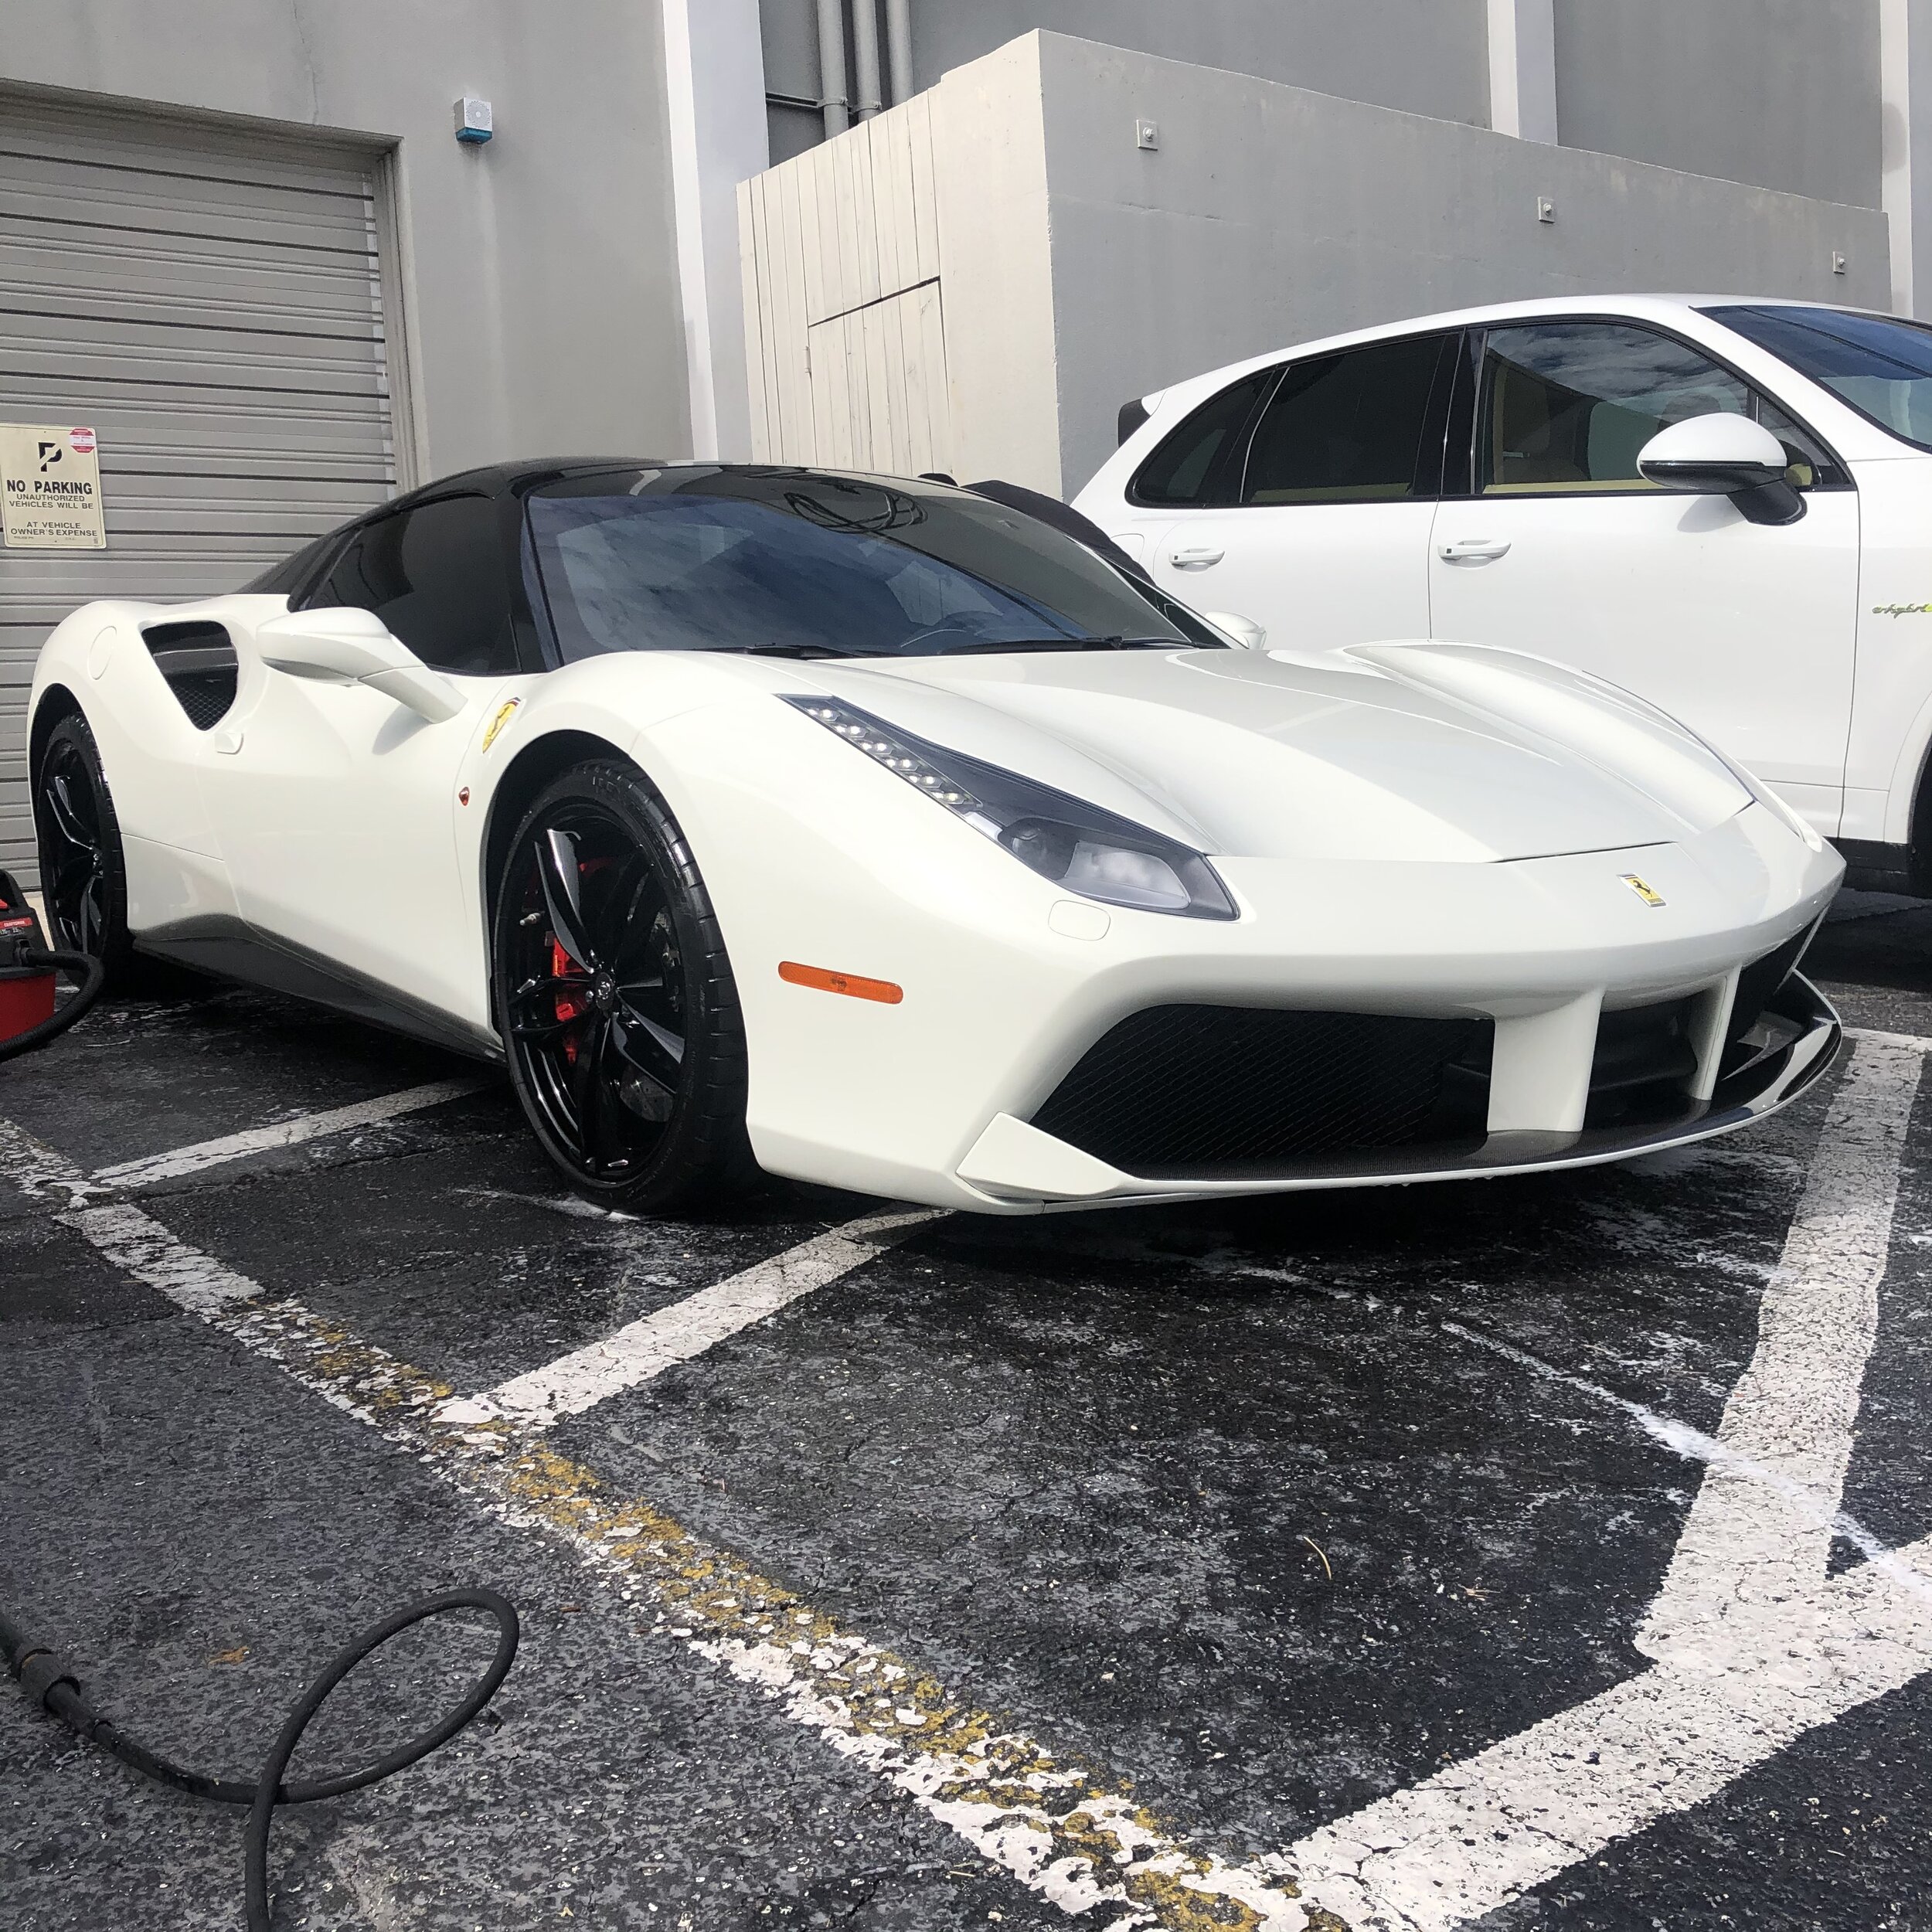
[904,634,1188,656]
[717,637,1195,661]
[714,642,896,659]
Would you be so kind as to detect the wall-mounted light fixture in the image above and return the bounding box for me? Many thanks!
[454,97,494,145]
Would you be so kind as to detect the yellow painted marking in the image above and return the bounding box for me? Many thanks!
[206,1295,1314,1928]
[0,1106,1325,1932]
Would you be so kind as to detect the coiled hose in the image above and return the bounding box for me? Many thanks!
[1,1590,520,1929]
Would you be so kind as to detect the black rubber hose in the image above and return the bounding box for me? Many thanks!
[1,1588,519,1930]
[0,944,107,1063]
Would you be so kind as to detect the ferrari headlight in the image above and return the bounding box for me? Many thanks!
[784,696,1236,920]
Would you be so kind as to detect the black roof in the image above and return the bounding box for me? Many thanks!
[385,458,967,511]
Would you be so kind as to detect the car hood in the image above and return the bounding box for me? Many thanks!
[784,643,1754,865]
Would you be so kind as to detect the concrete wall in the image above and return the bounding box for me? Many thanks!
[0,0,692,484]
[908,0,1490,126]
[1039,33,1892,495]
[1553,0,1883,209]
[758,0,1489,171]
[760,0,831,164]
[742,32,1893,502]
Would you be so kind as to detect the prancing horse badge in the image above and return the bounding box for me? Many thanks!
[1620,872,1665,907]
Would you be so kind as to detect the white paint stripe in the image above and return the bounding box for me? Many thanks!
[1846,1024,1932,1053]
[1291,1532,1932,1932]
[60,1199,267,1316]
[3,1108,1302,1929]
[1642,1034,1922,1649]
[90,1077,491,1188]
[1287,1034,1932,1930]
[450,1207,946,1430]
[0,1114,100,1205]
[1444,1321,1932,1611]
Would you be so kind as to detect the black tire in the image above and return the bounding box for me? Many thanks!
[32,711,138,985]
[492,760,755,1213]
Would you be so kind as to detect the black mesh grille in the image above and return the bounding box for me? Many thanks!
[167,668,239,729]
[1030,1006,1493,1179]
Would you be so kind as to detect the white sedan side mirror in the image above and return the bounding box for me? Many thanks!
[256,607,466,724]
[1636,413,1804,526]
[1203,610,1268,651]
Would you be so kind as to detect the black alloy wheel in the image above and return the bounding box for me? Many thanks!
[33,713,134,980]
[493,761,753,1211]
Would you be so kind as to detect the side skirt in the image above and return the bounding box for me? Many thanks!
[135,916,504,1064]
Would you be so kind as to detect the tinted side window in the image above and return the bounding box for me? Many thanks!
[1128,370,1274,507]
[306,495,515,675]
[1242,335,1448,505]
[1478,323,1754,492]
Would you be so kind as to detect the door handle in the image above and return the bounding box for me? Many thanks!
[1437,538,1512,564]
[1166,543,1225,570]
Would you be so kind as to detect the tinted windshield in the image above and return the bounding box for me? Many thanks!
[525,468,1218,660]
[1708,304,1932,449]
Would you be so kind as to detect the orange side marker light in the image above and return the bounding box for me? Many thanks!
[779,961,903,1005]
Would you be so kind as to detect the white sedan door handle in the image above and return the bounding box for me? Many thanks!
[1166,543,1225,570]
[1437,537,1512,564]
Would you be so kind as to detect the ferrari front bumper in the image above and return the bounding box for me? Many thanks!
[950,971,1840,1210]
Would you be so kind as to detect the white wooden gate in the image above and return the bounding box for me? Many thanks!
[739,96,956,478]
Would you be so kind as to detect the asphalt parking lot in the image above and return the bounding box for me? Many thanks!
[5,893,1932,1932]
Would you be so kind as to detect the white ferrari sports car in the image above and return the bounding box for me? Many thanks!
[30,461,1842,1216]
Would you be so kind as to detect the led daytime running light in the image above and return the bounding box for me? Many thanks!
[791,702,983,814]
[783,695,1236,920]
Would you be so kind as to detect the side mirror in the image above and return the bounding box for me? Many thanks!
[1203,610,1267,651]
[1636,413,1804,526]
[255,607,466,723]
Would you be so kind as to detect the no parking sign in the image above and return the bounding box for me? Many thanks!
[1,423,105,549]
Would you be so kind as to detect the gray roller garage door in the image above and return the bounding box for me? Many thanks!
[0,93,399,882]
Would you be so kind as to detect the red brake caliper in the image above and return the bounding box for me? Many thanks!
[553,935,586,1062]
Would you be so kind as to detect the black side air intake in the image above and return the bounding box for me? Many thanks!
[142,620,238,730]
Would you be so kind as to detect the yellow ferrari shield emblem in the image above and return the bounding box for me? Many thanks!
[481,697,521,752]
[1620,872,1665,907]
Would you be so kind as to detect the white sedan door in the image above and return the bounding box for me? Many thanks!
[1430,319,1859,832]
[200,495,521,1026]
[1131,333,1456,651]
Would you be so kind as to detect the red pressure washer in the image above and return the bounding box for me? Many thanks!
[0,868,104,1062]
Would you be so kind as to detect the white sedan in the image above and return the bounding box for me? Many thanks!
[30,461,1839,1216]
[1077,294,1932,892]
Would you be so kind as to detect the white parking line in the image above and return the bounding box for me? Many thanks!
[1644,1034,1923,1651]
[89,1077,492,1188]
[1847,1022,1932,1053]
[1289,1032,1930,1930]
[443,1207,946,1430]
[0,1117,1299,1930]
[1444,1319,1932,1605]
[1291,1537,1932,1932]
